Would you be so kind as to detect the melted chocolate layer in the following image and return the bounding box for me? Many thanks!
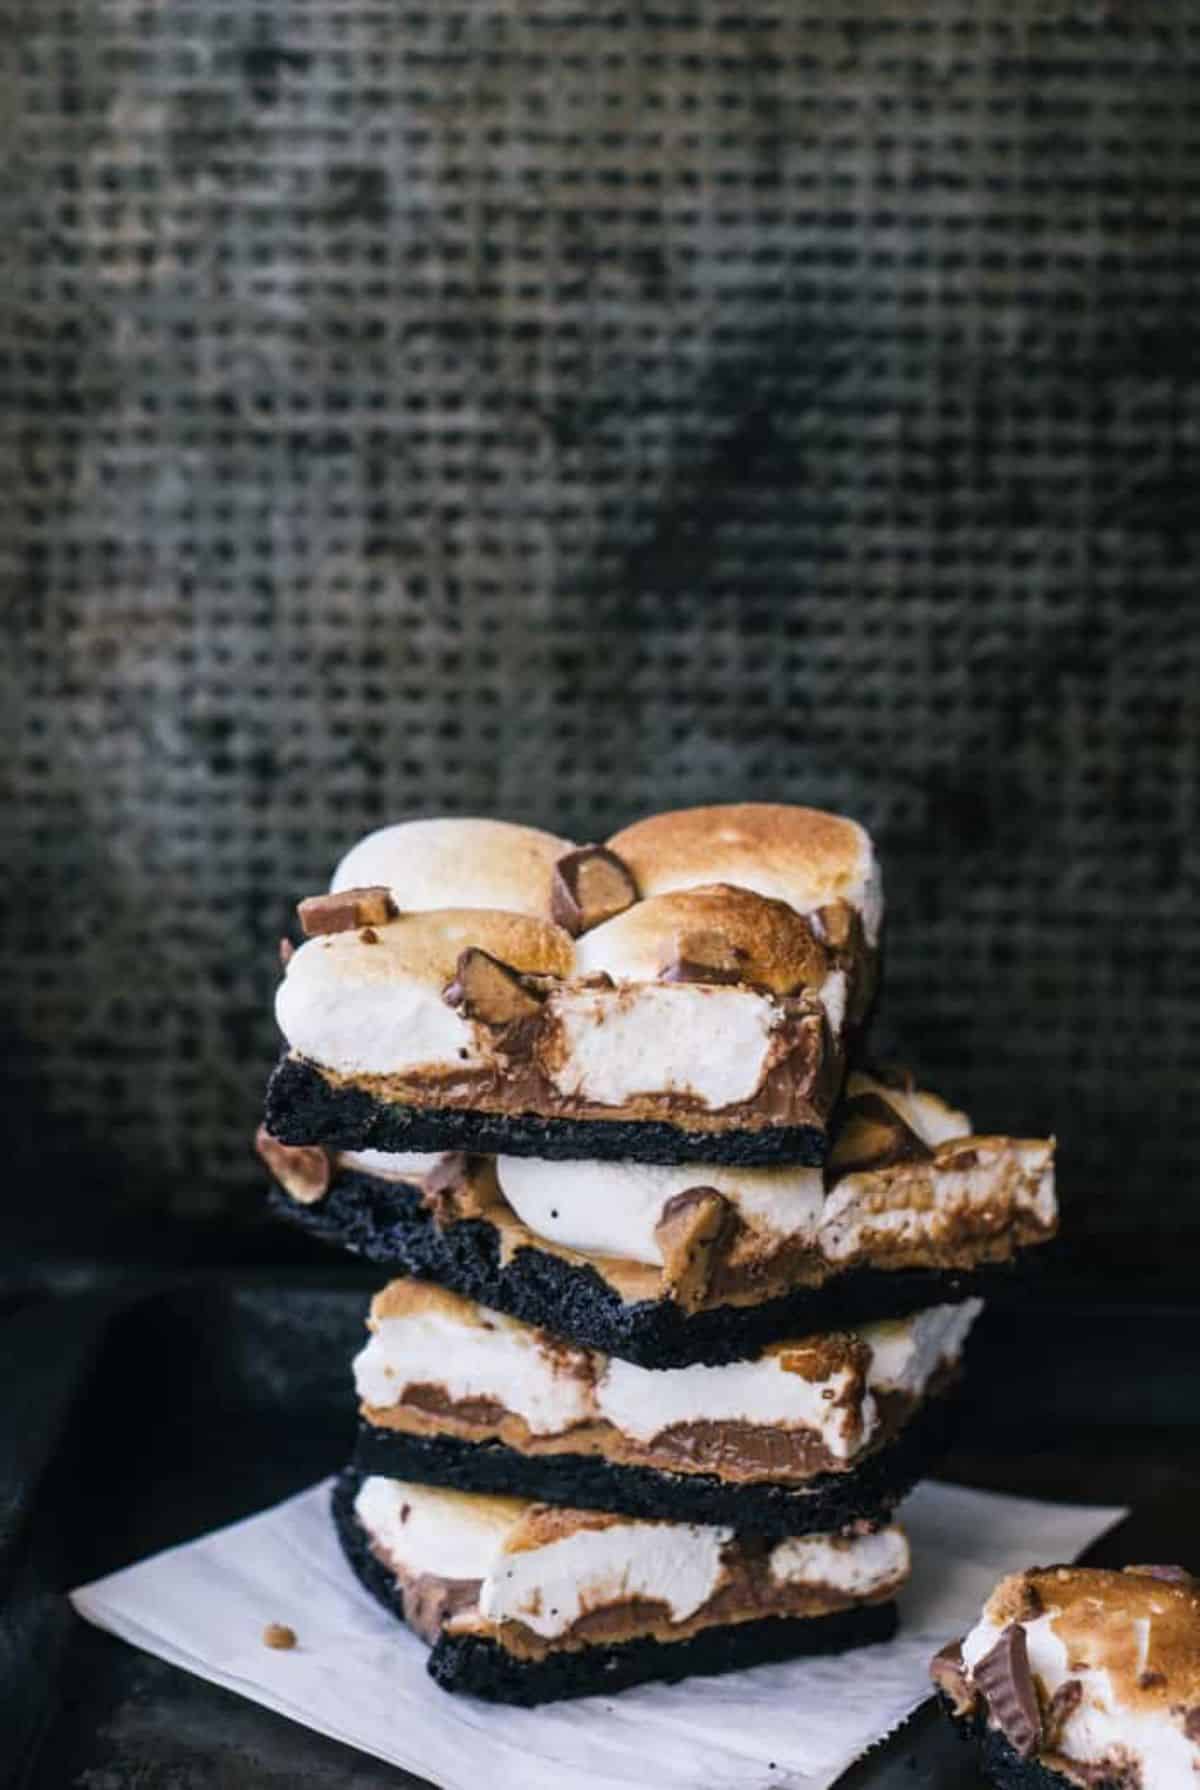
[351,1383,961,1537]
[266,1051,831,1165]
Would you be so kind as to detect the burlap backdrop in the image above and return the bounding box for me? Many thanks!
[2,3,1197,1258]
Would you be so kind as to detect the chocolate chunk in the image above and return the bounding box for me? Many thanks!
[551,845,638,936]
[1185,1708,1200,1743]
[1126,1564,1195,1584]
[828,1092,933,1180]
[659,930,748,987]
[929,1639,976,1716]
[815,901,857,951]
[973,1624,1042,1759]
[279,936,295,966]
[654,1187,736,1311]
[254,1126,333,1204]
[422,1152,477,1224]
[445,949,543,1026]
[1045,1679,1083,1745]
[298,886,397,937]
[1138,1671,1166,1690]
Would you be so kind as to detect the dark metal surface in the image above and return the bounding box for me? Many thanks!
[2,1271,1198,1789]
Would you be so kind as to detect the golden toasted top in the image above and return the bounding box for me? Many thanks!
[574,883,831,994]
[332,818,573,919]
[608,803,876,918]
[284,806,883,1015]
[297,908,576,988]
[988,1567,1200,1712]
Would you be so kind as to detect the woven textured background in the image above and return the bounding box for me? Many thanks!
[2,2,1198,1258]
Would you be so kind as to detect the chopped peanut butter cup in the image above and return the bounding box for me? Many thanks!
[298,886,397,937]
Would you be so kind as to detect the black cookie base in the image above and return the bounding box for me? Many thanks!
[353,1386,960,1537]
[268,1166,998,1367]
[266,1052,827,1166]
[333,1469,898,1706]
[938,1698,1130,1790]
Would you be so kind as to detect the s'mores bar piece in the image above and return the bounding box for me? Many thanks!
[349,1280,979,1535]
[265,806,880,1166]
[932,1565,1200,1790]
[334,1469,908,1704]
[258,1067,1054,1365]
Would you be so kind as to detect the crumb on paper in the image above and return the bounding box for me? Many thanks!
[263,1622,297,1650]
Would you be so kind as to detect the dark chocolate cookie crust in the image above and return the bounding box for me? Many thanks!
[333,1469,898,1707]
[268,1165,997,1367]
[938,1698,1131,1790]
[352,1386,961,1537]
[266,1052,827,1166]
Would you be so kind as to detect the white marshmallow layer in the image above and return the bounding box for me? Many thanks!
[481,1518,731,1638]
[353,1298,982,1462]
[277,941,789,1107]
[495,1152,825,1267]
[354,1475,909,1644]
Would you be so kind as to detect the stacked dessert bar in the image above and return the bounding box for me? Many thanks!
[258,805,1057,1705]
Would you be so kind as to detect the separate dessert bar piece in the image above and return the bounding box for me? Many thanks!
[258,1067,1054,1365]
[350,1280,979,1535]
[265,806,881,1166]
[335,1469,908,1705]
[931,1564,1200,1790]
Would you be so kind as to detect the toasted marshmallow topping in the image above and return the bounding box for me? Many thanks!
[607,804,884,945]
[355,1474,910,1645]
[332,818,574,918]
[275,806,881,1117]
[954,1566,1200,1788]
[354,1282,979,1467]
[275,908,572,1078]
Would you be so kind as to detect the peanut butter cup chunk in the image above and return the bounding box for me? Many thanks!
[659,930,749,986]
[654,1187,737,1310]
[446,948,544,1027]
[551,845,638,935]
[973,1624,1042,1759]
[829,1092,934,1180]
[253,1126,332,1204]
[298,885,397,937]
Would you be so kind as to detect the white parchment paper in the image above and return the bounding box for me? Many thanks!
[71,1479,1124,1790]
